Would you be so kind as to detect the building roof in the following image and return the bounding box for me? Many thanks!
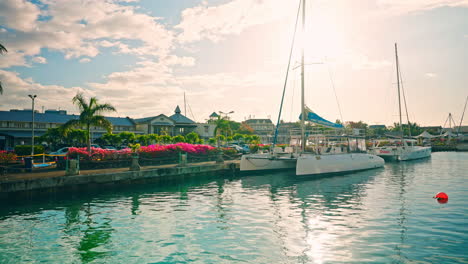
[0,109,135,126]
[0,130,46,138]
[245,119,273,124]
[209,112,219,118]
[369,125,386,129]
[169,106,195,124]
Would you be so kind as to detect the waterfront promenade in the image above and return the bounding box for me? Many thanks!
[0,160,240,197]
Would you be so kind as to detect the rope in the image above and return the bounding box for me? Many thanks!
[327,65,344,124]
[273,0,302,146]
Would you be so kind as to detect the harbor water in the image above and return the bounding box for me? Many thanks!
[0,152,467,263]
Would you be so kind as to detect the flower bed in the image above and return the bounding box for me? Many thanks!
[60,143,221,170]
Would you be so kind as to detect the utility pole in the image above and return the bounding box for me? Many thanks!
[28,94,37,157]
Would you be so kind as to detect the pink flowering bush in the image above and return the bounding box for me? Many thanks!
[0,150,18,164]
[67,143,217,161]
[68,147,132,161]
[139,143,217,159]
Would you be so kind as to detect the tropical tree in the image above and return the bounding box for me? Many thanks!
[37,127,68,150]
[64,129,87,146]
[159,135,172,144]
[148,134,160,144]
[213,117,232,137]
[63,93,116,152]
[0,43,7,94]
[208,138,216,145]
[101,133,122,146]
[136,134,150,146]
[119,131,136,146]
[185,132,200,144]
[232,133,245,143]
[172,135,186,143]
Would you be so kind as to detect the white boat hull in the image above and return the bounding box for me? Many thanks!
[370,146,431,161]
[398,146,431,161]
[240,153,297,172]
[296,153,384,176]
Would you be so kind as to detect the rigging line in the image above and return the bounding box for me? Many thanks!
[289,66,297,122]
[327,64,344,124]
[397,54,412,137]
[188,102,197,123]
[272,0,302,146]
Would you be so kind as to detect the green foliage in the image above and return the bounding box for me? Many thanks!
[185,132,200,144]
[208,138,216,145]
[130,143,141,152]
[346,121,368,130]
[101,133,122,146]
[136,134,150,146]
[119,132,136,145]
[232,133,245,142]
[65,129,87,146]
[160,135,172,144]
[64,92,117,152]
[222,147,238,156]
[148,134,160,144]
[14,145,44,156]
[37,126,70,148]
[172,135,186,143]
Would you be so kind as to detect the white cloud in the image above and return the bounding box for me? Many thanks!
[79,58,91,63]
[32,56,47,64]
[376,0,468,14]
[425,72,437,78]
[0,70,84,112]
[0,0,174,67]
[175,0,295,43]
[0,0,41,31]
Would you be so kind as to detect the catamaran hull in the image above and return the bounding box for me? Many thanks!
[240,154,296,172]
[296,153,384,176]
[370,146,431,161]
[398,146,431,161]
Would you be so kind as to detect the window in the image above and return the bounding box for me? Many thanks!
[204,126,209,133]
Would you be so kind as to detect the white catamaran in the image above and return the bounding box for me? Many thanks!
[368,43,431,161]
[241,0,384,175]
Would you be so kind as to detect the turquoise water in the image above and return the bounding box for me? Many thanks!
[0,152,467,263]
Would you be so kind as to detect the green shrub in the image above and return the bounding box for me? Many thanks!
[14,145,45,156]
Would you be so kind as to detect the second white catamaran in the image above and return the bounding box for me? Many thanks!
[368,43,431,161]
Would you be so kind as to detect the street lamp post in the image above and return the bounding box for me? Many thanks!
[28,94,37,157]
[219,110,234,120]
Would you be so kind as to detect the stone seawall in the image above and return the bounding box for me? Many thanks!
[0,161,239,199]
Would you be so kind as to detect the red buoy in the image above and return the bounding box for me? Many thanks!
[433,192,448,203]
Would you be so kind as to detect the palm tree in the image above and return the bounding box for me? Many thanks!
[64,93,116,152]
[0,43,7,94]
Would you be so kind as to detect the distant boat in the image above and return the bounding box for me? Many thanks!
[241,0,384,175]
[368,43,431,161]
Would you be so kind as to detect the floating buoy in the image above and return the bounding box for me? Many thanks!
[433,192,448,203]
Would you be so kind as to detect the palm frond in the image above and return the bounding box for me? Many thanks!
[72,93,89,112]
[62,119,83,131]
[0,43,7,55]
[93,103,116,114]
[90,116,113,133]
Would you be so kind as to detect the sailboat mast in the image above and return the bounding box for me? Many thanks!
[184,92,187,116]
[300,0,306,152]
[395,43,403,137]
[458,96,468,134]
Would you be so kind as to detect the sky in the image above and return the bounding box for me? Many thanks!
[0,0,467,127]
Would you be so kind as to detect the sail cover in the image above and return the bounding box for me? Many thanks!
[299,107,344,128]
